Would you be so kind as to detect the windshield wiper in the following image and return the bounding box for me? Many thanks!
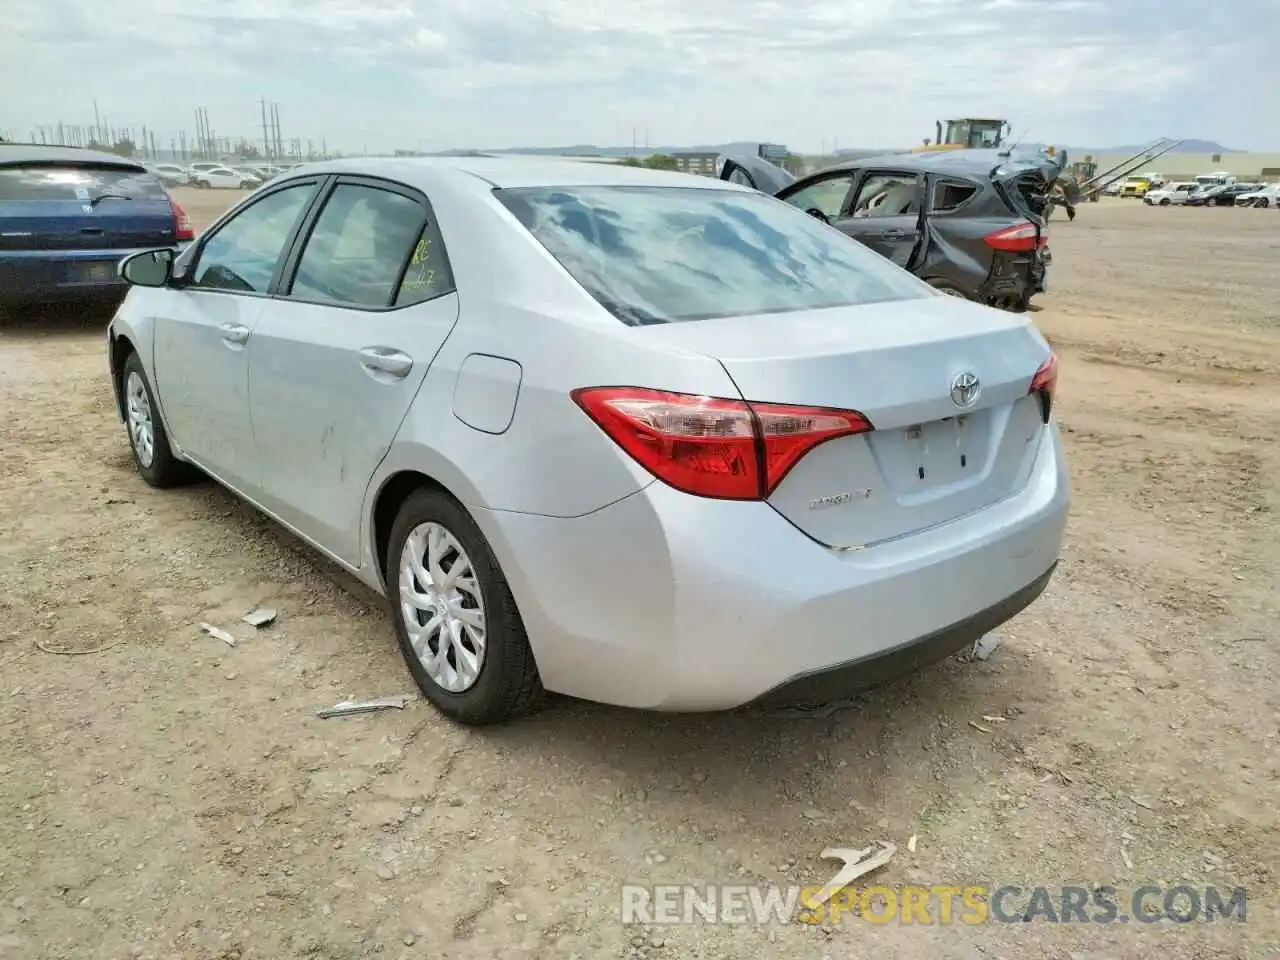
[88,193,132,207]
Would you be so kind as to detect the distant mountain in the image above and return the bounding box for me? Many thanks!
[1072,139,1237,154]
[434,142,784,158]
[431,138,1245,159]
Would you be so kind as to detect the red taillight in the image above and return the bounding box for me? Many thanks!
[1029,353,1058,422]
[170,198,194,241]
[984,222,1046,252]
[571,387,873,501]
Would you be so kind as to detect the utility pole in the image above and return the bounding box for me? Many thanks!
[271,103,282,158]
[92,99,101,143]
[260,97,270,159]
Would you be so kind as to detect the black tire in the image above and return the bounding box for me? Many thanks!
[1160,198,1170,206]
[926,278,971,300]
[120,351,198,488]
[386,488,543,725]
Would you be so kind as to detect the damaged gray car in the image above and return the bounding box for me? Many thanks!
[718,147,1063,311]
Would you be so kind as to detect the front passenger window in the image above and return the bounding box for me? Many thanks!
[191,183,316,293]
[782,174,856,220]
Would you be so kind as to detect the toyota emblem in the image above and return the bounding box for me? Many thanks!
[950,371,980,408]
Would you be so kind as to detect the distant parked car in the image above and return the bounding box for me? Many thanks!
[1143,182,1198,205]
[192,166,261,190]
[0,143,192,311]
[718,147,1057,311]
[148,163,190,187]
[1234,183,1280,207]
[1120,175,1157,198]
[1188,182,1260,207]
[187,161,226,179]
[105,157,1068,724]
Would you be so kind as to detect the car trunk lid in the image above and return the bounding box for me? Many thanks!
[636,295,1053,548]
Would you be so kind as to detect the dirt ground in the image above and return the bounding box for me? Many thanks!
[2,191,1277,960]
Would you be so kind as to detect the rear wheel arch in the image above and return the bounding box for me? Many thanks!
[372,470,459,588]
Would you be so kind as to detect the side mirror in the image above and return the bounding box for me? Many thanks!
[805,207,830,223]
[119,249,174,288]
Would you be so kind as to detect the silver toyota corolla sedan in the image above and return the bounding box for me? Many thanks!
[106,157,1069,725]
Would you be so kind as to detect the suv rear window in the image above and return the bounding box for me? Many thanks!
[495,185,928,325]
[0,164,169,202]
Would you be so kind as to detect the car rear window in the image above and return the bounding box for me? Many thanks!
[0,164,169,202]
[494,185,929,325]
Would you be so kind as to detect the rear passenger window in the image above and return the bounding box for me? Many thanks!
[850,173,920,218]
[933,180,978,212]
[290,184,430,308]
[0,164,169,201]
[395,220,455,306]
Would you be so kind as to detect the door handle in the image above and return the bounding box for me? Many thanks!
[219,322,250,345]
[879,229,911,240]
[359,346,413,379]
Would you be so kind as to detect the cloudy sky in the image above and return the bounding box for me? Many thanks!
[3,0,1276,153]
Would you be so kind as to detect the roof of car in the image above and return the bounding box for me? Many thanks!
[0,143,146,169]
[285,156,751,192]
[817,146,1058,179]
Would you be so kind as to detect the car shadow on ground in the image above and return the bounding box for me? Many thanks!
[0,302,121,337]
[96,397,1058,829]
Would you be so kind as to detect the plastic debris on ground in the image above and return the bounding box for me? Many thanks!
[316,695,415,719]
[199,622,237,647]
[241,606,278,628]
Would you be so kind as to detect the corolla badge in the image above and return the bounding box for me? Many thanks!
[950,371,981,408]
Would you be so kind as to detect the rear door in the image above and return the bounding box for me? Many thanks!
[246,177,460,563]
[0,162,177,287]
[827,170,924,269]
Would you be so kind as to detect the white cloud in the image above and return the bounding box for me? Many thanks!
[1,0,1275,152]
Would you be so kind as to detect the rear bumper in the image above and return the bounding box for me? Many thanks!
[0,244,187,307]
[752,562,1055,705]
[981,249,1047,303]
[478,423,1070,711]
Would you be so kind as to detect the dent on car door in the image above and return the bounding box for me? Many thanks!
[246,178,460,564]
[152,180,320,492]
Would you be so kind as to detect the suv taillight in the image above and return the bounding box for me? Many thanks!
[571,386,873,500]
[984,222,1046,252]
[1029,353,1058,422]
[170,198,193,241]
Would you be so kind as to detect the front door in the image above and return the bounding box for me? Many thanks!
[832,171,924,270]
[151,179,320,492]
[246,178,460,564]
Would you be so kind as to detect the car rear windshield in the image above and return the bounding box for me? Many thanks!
[0,164,169,202]
[494,185,929,325]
